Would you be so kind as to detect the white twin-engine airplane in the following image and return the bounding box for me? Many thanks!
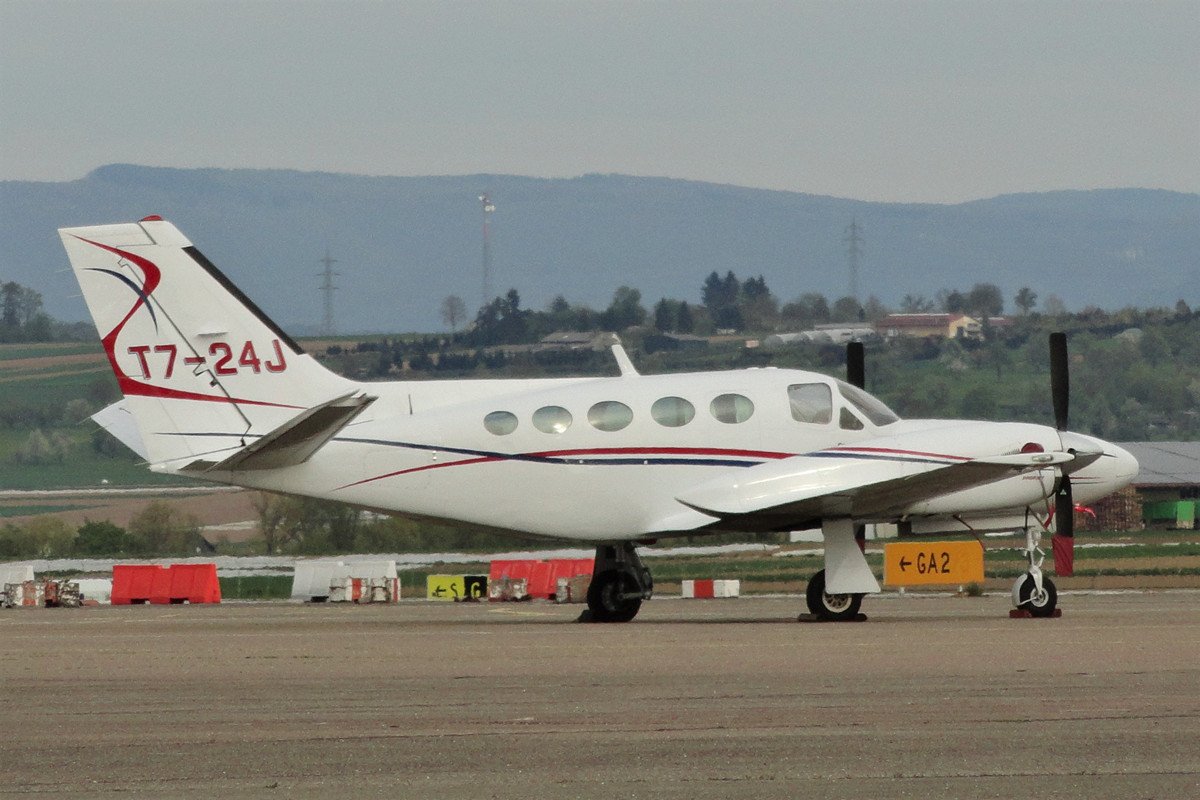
[61,217,1138,622]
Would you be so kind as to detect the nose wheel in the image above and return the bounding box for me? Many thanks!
[1013,572,1058,617]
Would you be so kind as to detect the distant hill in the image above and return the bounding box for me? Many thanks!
[2,165,1196,332]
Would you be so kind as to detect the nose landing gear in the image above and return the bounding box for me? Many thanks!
[1012,525,1059,617]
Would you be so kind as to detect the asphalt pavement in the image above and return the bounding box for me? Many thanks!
[2,592,1197,799]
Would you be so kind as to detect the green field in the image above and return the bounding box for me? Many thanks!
[0,342,103,360]
[0,366,112,409]
[0,504,89,518]
[0,343,199,490]
[219,575,293,600]
[0,427,193,490]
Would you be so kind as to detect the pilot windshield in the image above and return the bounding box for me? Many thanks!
[835,380,900,426]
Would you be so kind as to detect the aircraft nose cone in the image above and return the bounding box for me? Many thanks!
[1109,442,1139,484]
[1059,432,1139,500]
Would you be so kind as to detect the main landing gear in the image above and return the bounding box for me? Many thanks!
[802,519,878,621]
[805,569,864,621]
[1011,525,1058,617]
[582,542,653,623]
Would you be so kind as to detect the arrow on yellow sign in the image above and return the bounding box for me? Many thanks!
[883,541,985,587]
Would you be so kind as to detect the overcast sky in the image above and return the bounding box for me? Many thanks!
[2,0,1196,203]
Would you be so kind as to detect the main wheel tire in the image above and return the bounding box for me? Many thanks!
[1017,573,1058,617]
[805,569,863,621]
[586,570,642,623]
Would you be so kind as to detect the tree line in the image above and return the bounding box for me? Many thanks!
[0,281,93,343]
[445,272,1087,348]
[321,298,1199,442]
[0,502,207,560]
[0,495,567,560]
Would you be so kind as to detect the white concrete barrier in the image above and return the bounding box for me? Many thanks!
[291,560,399,602]
[0,565,35,586]
[681,579,740,599]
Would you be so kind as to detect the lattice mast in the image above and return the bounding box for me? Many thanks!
[318,249,339,336]
[479,194,496,307]
[843,219,864,302]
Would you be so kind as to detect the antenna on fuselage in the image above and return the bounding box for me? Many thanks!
[610,342,640,377]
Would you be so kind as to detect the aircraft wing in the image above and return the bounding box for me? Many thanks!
[675,446,1071,532]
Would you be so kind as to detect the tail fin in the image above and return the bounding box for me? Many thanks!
[59,217,353,471]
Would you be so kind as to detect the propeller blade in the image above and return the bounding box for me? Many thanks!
[1049,331,1069,431]
[846,341,865,390]
[1053,474,1075,577]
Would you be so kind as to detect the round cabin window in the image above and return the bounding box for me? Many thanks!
[483,410,518,435]
[587,400,633,432]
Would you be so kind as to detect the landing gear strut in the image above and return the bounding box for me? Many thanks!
[1012,525,1058,617]
[583,542,653,623]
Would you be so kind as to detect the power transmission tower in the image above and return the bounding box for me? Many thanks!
[479,194,495,307]
[318,250,339,336]
[843,219,864,302]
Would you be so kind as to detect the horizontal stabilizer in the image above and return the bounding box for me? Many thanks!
[204,392,375,472]
[91,401,148,460]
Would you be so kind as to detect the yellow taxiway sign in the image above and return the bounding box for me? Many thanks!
[883,541,985,586]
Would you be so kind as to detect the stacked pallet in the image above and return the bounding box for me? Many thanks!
[1080,486,1142,532]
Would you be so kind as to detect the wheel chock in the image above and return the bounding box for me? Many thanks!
[796,613,869,623]
[1008,608,1063,618]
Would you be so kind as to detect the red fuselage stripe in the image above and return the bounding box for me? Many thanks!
[824,445,970,462]
[526,446,791,460]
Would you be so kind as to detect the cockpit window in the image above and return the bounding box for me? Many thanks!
[787,383,833,425]
[839,407,865,431]
[835,380,900,426]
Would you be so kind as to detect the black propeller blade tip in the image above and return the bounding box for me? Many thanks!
[847,341,865,390]
[1049,332,1069,431]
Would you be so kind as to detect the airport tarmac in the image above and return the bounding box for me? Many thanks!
[2,592,1198,799]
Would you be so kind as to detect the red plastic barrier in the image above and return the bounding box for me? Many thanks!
[489,559,594,600]
[528,561,555,599]
[149,566,174,604]
[546,559,593,597]
[489,560,534,585]
[112,565,161,605]
[168,564,221,604]
[111,564,220,605]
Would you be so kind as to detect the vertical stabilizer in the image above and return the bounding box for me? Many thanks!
[59,218,352,471]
